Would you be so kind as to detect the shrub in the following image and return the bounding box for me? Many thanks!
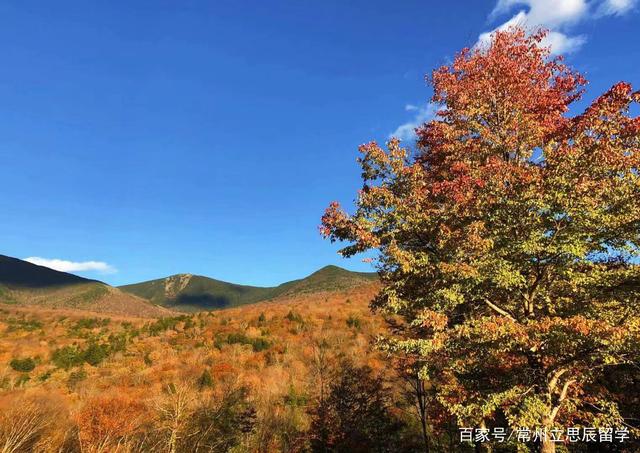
[51,345,84,370]
[219,332,271,352]
[198,369,214,389]
[107,332,128,353]
[285,310,303,323]
[6,317,43,332]
[251,337,271,352]
[147,315,192,336]
[15,374,30,387]
[83,342,110,366]
[181,386,256,452]
[183,317,195,329]
[74,317,110,330]
[10,357,36,372]
[76,395,147,451]
[346,315,361,330]
[38,370,53,382]
[68,368,88,388]
[284,385,308,407]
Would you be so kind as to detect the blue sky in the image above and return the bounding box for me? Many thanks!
[1,0,638,286]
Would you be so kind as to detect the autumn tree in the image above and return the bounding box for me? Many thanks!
[395,357,434,453]
[155,383,194,453]
[76,394,148,453]
[321,28,640,453]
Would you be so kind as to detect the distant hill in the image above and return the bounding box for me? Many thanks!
[275,265,378,297]
[0,254,168,317]
[119,265,377,312]
[119,274,277,311]
[0,254,98,288]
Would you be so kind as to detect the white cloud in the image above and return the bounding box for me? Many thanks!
[489,0,587,27]
[389,102,440,142]
[478,10,587,54]
[597,0,637,15]
[24,257,117,275]
[480,0,635,54]
[540,30,588,54]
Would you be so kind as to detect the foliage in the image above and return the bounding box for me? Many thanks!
[0,400,53,452]
[14,374,30,387]
[321,27,640,451]
[10,357,36,372]
[216,332,272,352]
[51,346,85,370]
[309,361,404,452]
[180,386,256,452]
[283,385,308,407]
[76,394,148,451]
[107,331,128,353]
[197,369,214,389]
[75,317,110,330]
[346,314,361,330]
[51,342,113,369]
[5,317,43,332]
[147,315,193,336]
[67,368,88,389]
[83,342,110,366]
[0,272,429,451]
[285,310,303,323]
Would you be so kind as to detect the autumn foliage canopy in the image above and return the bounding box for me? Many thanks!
[322,28,640,448]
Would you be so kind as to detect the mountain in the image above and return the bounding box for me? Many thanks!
[275,265,378,296]
[119,265,378,312]
[0,254,168,317]
[0,254,97,288]
[119,274,277,311]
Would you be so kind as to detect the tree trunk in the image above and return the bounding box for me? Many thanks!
[474,420,492,453]
[540,438,555,453]
[168,426,178,453]
[419,415,430,453]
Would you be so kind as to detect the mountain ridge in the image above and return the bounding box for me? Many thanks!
[0,253,378,314]
[0,254,168,317]
[119,265,378,312]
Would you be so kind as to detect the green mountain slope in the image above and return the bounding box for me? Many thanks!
[119,274,276,311]
[0,254,168,317]
[275,265,378,296]
[119,265,377,312]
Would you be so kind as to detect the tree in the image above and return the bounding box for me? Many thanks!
[396,358,433,453]
[181,385,256,452]
[76,394,148,453]
[321,28,640,453]
[308,361,404,453]
[155,383,194,453]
